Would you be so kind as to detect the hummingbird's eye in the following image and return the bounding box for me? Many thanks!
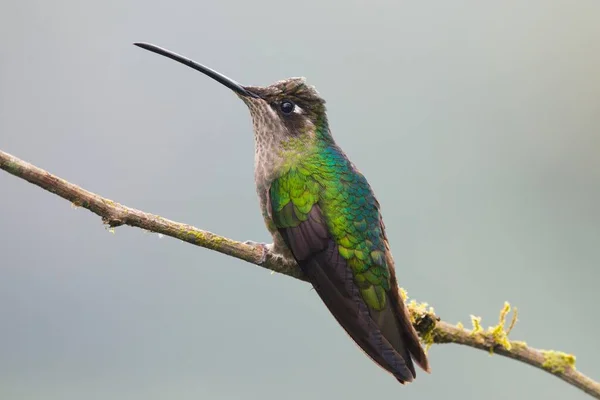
[280,100,295,114]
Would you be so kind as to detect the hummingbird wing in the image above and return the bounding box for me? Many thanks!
[269,162,429,383]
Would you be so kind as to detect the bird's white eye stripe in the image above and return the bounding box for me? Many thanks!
[293,105,304,114]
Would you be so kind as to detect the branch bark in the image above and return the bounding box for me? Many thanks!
[1,148,598,399]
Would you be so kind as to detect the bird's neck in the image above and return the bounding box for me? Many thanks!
[253,122,332,190]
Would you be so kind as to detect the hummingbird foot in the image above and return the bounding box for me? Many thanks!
[243,240,297,269]
[267,250,299,269]
[243,240,270,265]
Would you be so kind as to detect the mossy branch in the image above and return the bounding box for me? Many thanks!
[1,148,598,399]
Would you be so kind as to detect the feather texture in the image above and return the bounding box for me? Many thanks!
[268,142,429,383]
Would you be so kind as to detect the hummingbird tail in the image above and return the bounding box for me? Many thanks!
[387,284,431,375]
[298,239,420,384]
[385,248,431,374]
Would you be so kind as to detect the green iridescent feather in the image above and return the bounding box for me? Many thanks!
[270,136,391,311]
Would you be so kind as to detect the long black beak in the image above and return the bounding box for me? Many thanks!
[134,42,259,99]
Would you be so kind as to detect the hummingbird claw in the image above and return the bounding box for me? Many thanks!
[243,240,270,265]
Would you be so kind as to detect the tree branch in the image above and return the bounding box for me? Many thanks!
[1,148,598,399]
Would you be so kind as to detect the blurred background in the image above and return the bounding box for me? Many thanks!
[1,1,599,399]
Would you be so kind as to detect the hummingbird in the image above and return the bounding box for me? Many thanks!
[135,42,430,384]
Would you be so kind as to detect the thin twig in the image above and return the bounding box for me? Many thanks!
[1,149,598,399]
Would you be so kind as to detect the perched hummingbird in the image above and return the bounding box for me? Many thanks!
[135,42,430,384]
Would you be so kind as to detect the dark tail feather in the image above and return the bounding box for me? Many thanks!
[387,256,431,374]
[300,240,419,383]
[370,297,418,381]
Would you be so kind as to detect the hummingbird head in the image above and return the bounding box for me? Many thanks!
[241,77,327,140]
[134,43,331,148]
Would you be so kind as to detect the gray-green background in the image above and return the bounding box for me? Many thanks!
[1,1,599,399]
